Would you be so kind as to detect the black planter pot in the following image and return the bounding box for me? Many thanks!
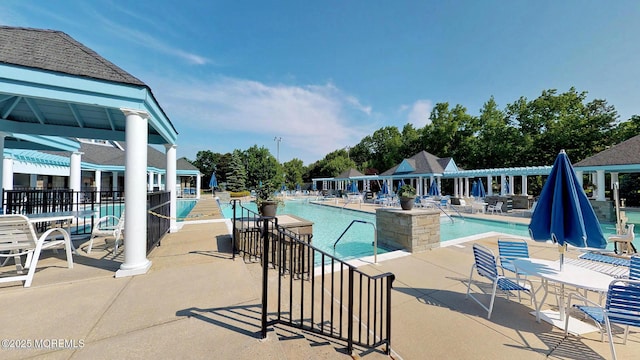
[400,196,416,210]
[259,201,278,217]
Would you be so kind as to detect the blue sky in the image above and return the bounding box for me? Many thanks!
[2,1,639,165]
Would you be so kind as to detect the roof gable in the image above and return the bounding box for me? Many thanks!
[574,134,640,168]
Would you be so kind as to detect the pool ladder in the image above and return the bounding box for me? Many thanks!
[333,220,378,264]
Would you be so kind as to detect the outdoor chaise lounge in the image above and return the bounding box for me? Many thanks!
[0,214,73,287]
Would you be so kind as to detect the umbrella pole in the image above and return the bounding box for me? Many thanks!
[559,244,566,271]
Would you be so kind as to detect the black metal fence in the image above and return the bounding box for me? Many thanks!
[2,189,170,255]
[230,200,395,355]
[147,191,170,252]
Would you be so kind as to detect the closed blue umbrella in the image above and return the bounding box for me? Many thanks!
[504,180,510,194]
[209,172,218,189]
[471,181,479,197]
[529,150,606,269]
[429,179,439,196]
[350,181,359,193]
[477,179,486,198]
[381,181,389,195]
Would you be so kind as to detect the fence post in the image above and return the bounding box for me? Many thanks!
[231,200,238,260]
[261,216,270,339]
[347,266,354,355]
[385,274,395,355]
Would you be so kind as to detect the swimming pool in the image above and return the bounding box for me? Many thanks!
[222,200,633,257]
[95,199,197,222]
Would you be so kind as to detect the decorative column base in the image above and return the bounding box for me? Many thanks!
[375,208,440,253]
[115,260,152,278]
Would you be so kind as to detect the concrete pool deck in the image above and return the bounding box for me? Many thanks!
[1,196,638,359]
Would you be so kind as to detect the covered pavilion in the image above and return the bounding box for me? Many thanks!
[0,26,179,277]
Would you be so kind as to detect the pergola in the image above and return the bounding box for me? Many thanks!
[0,26,179,277]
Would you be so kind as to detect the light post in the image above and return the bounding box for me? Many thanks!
[343,146,351,160]
[274,136,282,163]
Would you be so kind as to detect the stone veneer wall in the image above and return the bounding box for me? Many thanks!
[375,208,440,253]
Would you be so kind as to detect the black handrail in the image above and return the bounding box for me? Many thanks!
[333,219,378,264]
[231,202,394,355]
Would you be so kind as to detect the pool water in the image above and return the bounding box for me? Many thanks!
[222,200,634,259]
[95,199,197,222]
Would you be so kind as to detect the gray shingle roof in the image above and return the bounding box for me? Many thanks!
[336,168,365,179]
[0,26,145,86]
[381,151,448,176]
[45,141,197,171]
[574,135,640,167]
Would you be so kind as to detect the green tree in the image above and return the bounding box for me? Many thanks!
[225,151,247,192]
[283,158,305,189]
[242,145,282,189]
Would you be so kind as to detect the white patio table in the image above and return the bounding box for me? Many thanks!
[513,258,615,334]
[27,210,96,253]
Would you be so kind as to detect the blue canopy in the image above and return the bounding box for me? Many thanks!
[350,181,359,193]
[209,172,218,188]
[428,179,439,196]
[476,179,486,198]
[296,183,301,191]
[529,150,606,266]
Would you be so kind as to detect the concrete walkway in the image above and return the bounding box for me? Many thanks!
[0,197,638,359]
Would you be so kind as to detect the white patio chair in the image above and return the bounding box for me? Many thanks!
[0,214,73,287]
[86,210,125,256]
[487,201,504,215]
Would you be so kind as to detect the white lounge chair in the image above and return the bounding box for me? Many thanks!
[608,223,636,255]
[86,210,125,256]
[0,214,73,287]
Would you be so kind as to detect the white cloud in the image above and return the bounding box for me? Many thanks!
[150,76,374,163]
[406,99,433,127]
[94,14,210,66]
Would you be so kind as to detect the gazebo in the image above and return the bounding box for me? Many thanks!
[0,26,179,277]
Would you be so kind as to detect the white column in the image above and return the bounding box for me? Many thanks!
[487,175,493,196]
[2,155,12,191]
[30,174,37,188]
[508,175,514,195]
[464,178,470,198]
[94,170,102,203]
[454,178,459,197]
[575,171,583,189]
[156,172,162,191]
[0,135,4,195]
[112,171,119,192]
[500,174,506,196]
[165,144,177,232]
[521,175,528,196]
[70,152,82,192]
[116,108,152,278]
[596,170,606,201]
[437,177,442,196]
[148,171,154,192]
[195,171,201,200]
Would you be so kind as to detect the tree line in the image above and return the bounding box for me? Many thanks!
[191,87,640,197]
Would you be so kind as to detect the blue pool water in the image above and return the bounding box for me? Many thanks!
[96,199,196,222]
[222,200,630,258]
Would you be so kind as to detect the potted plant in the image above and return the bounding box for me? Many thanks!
[255,181,283,217]
[398,184,417,210]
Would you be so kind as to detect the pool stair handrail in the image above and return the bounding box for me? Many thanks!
[229,200,395,355]
[333,219,378,264]
[435,203,456,223]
